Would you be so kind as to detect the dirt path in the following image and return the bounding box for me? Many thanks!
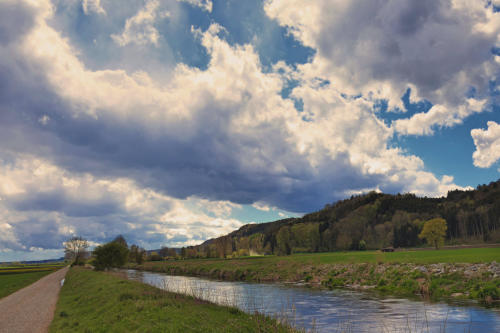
[0,266,69,333]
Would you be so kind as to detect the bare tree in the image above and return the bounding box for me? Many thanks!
[159,246,169,258]
[64,236,89,265]
[215,236,232,258]
[130,244,146,264]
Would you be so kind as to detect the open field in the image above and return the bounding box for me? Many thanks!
[130,247,500,303]
[0,264,66,273]
[49,267,297,333]
[0,263,66,299]
[131,247,500,278]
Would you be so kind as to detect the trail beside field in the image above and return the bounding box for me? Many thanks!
[0,266,69,333]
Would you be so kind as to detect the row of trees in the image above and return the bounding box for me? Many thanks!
[64,235,181,268]
[172,217,448,259]
[64,218,447,268]
[64,235,130,269]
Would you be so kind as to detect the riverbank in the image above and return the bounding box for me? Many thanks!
[128,248,500,304]
[49,267,297,332]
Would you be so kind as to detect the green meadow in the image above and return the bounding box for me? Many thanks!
[133,247,500,277]
[0,263,66,299]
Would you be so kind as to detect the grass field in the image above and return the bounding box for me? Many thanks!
[130,247,500,303]
[0,263,66,299]
[50,267,296,333]
[132,247,500,278]
[271,247,500,264]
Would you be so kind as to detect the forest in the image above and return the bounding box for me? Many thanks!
[178,180,500,258]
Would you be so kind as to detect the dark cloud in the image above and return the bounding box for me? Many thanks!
[13,218,64,250]
[0,1,35,45]
[8,191,121,217]
[315,0,494,97]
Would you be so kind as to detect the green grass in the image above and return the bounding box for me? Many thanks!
[0,263,66,273]
[272,247,500,265]
[0,263,66,299]
[131,247,500,281]
[129,247,500,303]
[0,264,65,270]
[0,270,56,299]
[49,267,296,333]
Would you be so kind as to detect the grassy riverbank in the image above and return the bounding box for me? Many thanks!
[0,263,66,299]
[50,267,297,332]
[129,248,500,304]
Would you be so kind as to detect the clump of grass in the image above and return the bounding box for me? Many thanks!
[477,283,500,303]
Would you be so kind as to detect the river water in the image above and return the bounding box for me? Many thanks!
[123,269,500,332]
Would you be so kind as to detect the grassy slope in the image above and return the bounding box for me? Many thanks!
[50,267,296,333]
[0,270,55,299]
[130,248,500,303]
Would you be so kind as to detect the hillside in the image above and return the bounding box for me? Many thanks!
[185,180,500,257]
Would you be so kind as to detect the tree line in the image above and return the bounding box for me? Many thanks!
[64,179,500,263]
[64,235,179,269]
[177,180,500,258]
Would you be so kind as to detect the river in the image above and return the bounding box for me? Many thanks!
[123,269,500,332]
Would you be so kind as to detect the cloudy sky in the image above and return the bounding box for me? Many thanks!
[1,0,500,261]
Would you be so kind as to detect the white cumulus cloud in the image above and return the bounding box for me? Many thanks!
[82,0,106,15]
[111,0,170,47]
[178,0,212,13]
[471,121,500,168]
[265,0,500,136]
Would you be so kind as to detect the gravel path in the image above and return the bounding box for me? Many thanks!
[0,266,69,333]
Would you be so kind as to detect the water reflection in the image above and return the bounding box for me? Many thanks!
[124,269,500,333]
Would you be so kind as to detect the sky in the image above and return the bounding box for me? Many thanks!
[1,0,500,261]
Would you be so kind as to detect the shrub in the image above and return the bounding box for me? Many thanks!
[377,278,387,286]
[148,252,162,261]
[478,285,499,300]
[93,242,129,270]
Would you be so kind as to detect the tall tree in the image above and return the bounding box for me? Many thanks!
[276,226,292,255]
[64,236,89,265]
[159,246,171,258]
[129,244,146,264]
[419,218,447,249]
[113,235,128,248]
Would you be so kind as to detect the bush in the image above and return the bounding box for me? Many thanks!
[358,240,367,251]
[93,242,129,270]
[148,251,162,261]
[70,260,85,267]
[377,278,387,286]
[478,285,499,300]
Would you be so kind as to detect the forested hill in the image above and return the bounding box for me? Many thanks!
[186,180,500,258]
